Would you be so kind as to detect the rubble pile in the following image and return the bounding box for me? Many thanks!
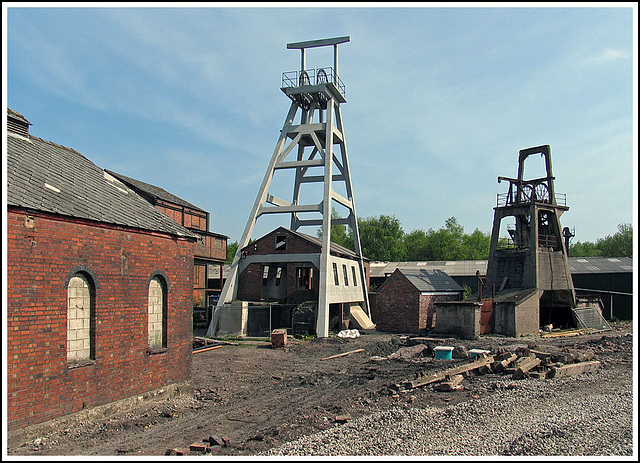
[389,345,600,394]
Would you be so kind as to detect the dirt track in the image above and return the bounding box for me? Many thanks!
[6,322,635,457]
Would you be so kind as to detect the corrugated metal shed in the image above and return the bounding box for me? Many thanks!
[568,257,633,274]
[370,257,633,278]
[370,260,488,278]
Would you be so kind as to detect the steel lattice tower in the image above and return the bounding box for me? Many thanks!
[208,36,369,338]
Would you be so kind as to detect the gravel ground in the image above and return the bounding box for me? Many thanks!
[265,342,635,457]
[6,323,636,458]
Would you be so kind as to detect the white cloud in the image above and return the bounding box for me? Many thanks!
[589,49,628,64]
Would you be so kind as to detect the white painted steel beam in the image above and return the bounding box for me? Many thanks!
[207,37,369,339]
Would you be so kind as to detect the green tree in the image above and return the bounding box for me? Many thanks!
[436,217,466,260]
[569,223,633,258]
[403,229,431,261]
[461,228,491,260]
[596,223,633,258]
[225,239,255,264]
[568,240,600,257]
[317,208,355,251]
[402,217,491,261]
[358,214,406,261]
[226,241,239,264]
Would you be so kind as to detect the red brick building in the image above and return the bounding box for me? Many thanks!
[233,227,370,334]
[5,109,197,430]
[373,268,463,334]
[105,170,228,316]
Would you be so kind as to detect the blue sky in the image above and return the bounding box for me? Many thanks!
[3,4,637,247]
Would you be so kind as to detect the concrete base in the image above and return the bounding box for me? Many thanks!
[435,301,482,340]
[493,289,539,337]
[215,301,248,337]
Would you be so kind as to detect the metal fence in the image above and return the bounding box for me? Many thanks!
[281,67,346,96]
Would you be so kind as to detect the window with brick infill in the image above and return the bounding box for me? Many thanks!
[148,276,167,349]
[67,273,94,365]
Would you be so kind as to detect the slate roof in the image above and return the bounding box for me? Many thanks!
[105,169,205,212]
[244,226,368,261]
[6,116,196,240]
[291,228,369,261]
[393,268,463,293]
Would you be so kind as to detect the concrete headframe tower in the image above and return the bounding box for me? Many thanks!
[209,36,369,338]
[485,145,576,327]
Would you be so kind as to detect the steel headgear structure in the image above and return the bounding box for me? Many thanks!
[207,36,370,338]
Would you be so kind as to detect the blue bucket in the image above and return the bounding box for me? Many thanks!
[434,346,454,360]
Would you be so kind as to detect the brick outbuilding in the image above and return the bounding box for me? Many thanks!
[105,170,229,324]
[216,227,371,335]
[373,268,463,334]
[5,109,197,430]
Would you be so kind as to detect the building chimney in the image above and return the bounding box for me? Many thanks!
[7,108,32,138]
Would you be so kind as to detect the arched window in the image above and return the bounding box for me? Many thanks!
[67,273,94,363]
[148,275,167,349]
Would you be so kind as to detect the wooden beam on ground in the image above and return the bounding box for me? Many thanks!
[194,337,238,346]
[439,374,464,392]
[512,355,542,380]
[491,353,518,373]
[541,328,595,338]
[404,354,495,389]
[549,360,601,379]
[321,348,365,361]
[193,345,223,354]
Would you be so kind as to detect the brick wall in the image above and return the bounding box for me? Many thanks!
[246,228,320,256]
[238,228,370,304]
[374,273,460,333]
[373,272,420,333]
[6,209,195,430]
[237,262,320,305]
[237,263,265,301]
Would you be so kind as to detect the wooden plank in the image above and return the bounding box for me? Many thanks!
[566,349,595,363]
[405,354,494,389]
[529,370,549,379]
[529,349,553,359]
[439,374,464,392]
[514,353,536,367]
[491,353,517,373]
[321,348,365,361]
[194,337,237,346]
[350,305,375,330]
[512,356,541,380]
[541,328,595,338]
[193,345,223,354]
[549,360,601,378]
